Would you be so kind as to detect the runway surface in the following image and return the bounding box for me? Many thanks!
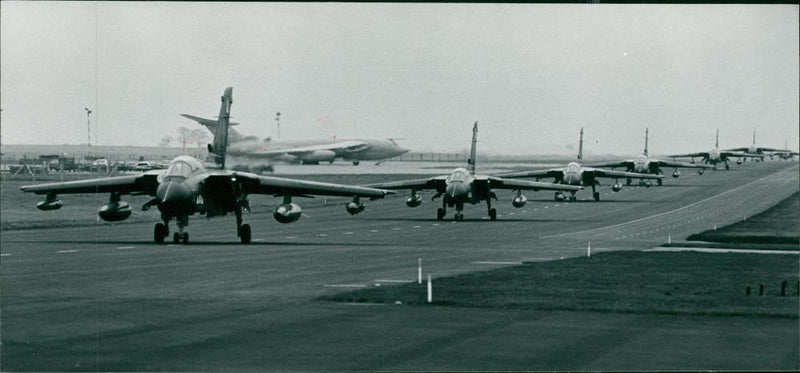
[2,161,798,371]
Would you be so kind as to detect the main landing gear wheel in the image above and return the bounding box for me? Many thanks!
[626,178,632,186]
[593,192,600,201]
[173,232,181,244]
[569,195,577,202]
[239,224,252,244]
[725,164,731,170]
[154,223,166,244]
[437,208,445,221]
[489,208,497,221]
[182,233,189,244]
[454,213,464,221]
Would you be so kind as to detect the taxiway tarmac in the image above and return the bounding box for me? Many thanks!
[1,161,798,370]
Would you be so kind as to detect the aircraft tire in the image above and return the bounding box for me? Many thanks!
[154,223,166,244]
[173,232,180,244]
[240,224,252,244]
[182,233,189,244]
[437,208,445,221]
[626,178,631,186]
[657,178,663,186]
[489,208,497,220]
[725,164,730,170]
[593,192,600,202]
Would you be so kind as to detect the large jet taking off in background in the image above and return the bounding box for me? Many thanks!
[669,129,763,170]
[497,128,663,202]
[587,128,712,185]
[21,88,392,244]
[723,131,798,161]
[182,114,409,165]
[363,122,581,221]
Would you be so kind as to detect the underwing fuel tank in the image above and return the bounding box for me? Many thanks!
[37,199,64,211]
[405,194,422,207]
[98,201,132,222]
[346,201,365,215]
[612,183,622,192]
[274,203,302,224]
[512,194,527,208]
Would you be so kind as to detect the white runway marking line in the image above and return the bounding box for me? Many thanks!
[285,236,297,239]
[1,253,11,257]
[472,261,524,265]
[541,167,798,239]
[412,225,421,229]
[369,229,380,233]
[316,234,327,237]
[374,279,413,283]
[323,284,367,288]
[116,246,135,250]
[57,250,78,254]
[343,231,354,235]
[391,227,401,231]
[253,238,266,241]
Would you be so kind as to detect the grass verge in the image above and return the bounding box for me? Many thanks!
[320,251,799,318]
[687,192,798,245]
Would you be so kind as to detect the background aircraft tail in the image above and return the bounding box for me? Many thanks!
[180,113,243,142]
[467,122,478,175]
[207,87,233,168]
[715,129,719,148]
[577,127,584,160]
[644,128,649,156]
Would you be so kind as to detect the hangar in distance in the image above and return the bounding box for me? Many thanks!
[21,87,393,244]
[182,114,409,165]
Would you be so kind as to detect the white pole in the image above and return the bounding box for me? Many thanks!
[427,274,432,303]
[418,258,422,284]
[714,224,717,231]
[587,241,591,257]
[668,234,671,244]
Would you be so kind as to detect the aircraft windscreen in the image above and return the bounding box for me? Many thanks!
[164,160,194,179]
[447,168,469,183]
[565,163,581,173]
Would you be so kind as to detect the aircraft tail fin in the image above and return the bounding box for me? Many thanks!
[577,127,584,160]
[467,121,478,175]
[181,113,242,142]
[644,127,649,156]
[207,87,233,168]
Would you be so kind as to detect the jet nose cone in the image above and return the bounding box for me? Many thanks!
[445,183,469,200]
[156,181,193,208]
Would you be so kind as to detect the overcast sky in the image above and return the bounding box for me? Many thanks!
[1,2,797,156]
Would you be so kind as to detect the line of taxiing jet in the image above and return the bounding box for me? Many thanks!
[20,87,797,244]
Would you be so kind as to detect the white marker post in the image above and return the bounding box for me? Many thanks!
[714,224,717,231]
[668,234,671,245]
[587,241,591,257]
[427,274,432,303]
[418,258,422,284]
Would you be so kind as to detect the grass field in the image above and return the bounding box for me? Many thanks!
[322,251,799,318]
[686,192,799,245]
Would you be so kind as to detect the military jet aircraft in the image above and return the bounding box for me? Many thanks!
[586,128,712,185]
[182,114,409,165]
[363,122,582,221]
[723,131,797,161]
[669,129,763,170]
[497,128,664,202]
[21,87,392,244]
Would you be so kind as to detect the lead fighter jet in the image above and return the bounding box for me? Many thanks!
[363,122,582,221]
[21,87,393,244]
